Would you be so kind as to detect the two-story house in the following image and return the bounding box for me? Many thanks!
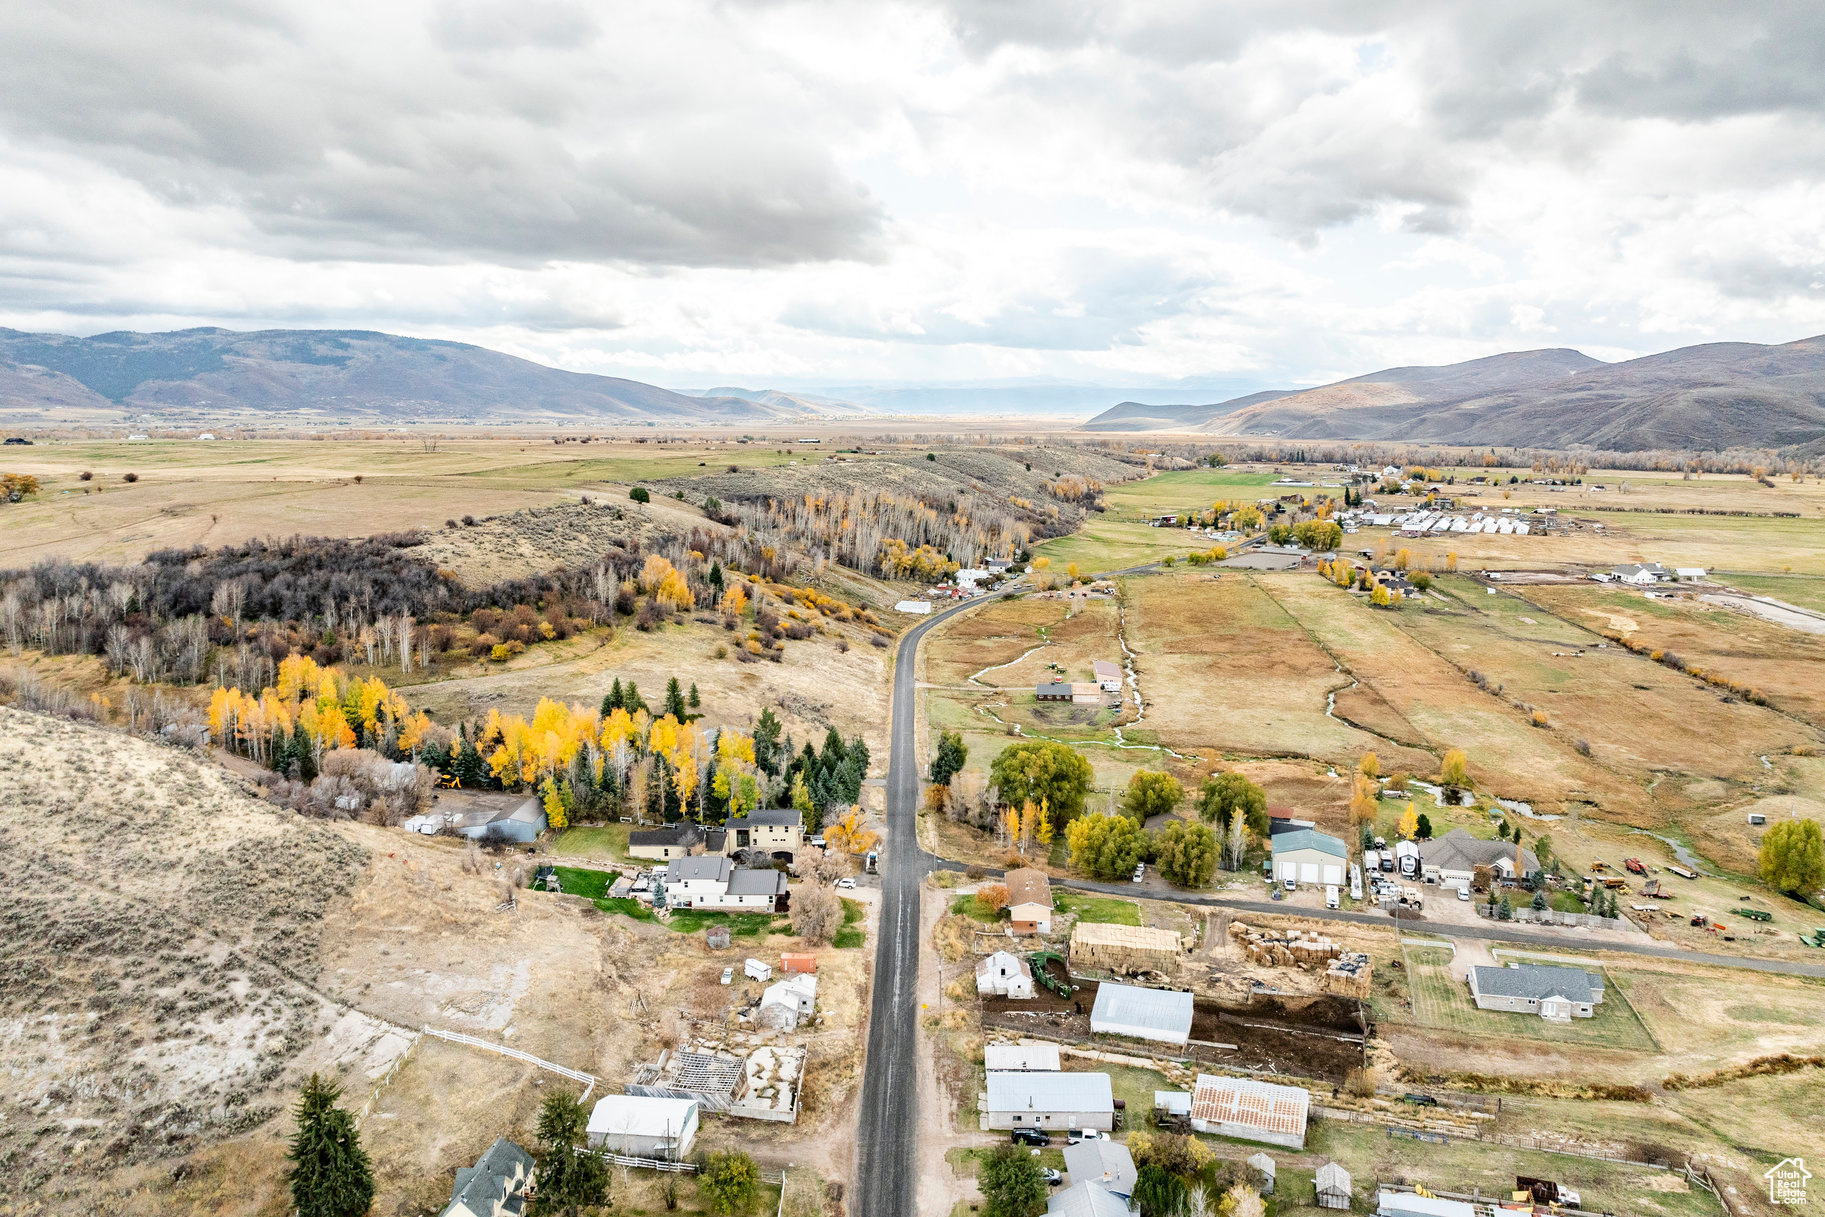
[663,855,789,912]
[724,808,803,861]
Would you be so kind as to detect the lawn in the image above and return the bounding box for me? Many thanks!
[951,893,1008,923]
[1397,945,1656,1052]
[834,897,867,949]
[550,823,635,862]
[554,866,789,938]
[1054,892,1142,925]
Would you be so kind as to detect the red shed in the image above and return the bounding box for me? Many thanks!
[780,952,818,974]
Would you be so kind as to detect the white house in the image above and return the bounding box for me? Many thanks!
[1048,1182,1135,1217]
[1092,660,1123,693]
[586,1094,700,1158]
[976,951,1035,999]
[758,973,818,1029]
[663,856,788,911]
[983,1071,1114,1132]
[1271,828,1347,887]
[1089,983,1194,1047]
[1611,562,1671,585]
[1418,829,1538,887]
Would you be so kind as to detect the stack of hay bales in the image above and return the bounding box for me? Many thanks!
[1228,922,1344,969]
[1322,952,1372,998]
[1069,922,1185,977]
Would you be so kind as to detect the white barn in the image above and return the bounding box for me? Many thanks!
[1089,983,1194,1047]
[586,1094,700,1158]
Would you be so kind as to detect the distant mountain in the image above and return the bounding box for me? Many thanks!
[691,386,871,416]
[1084,337,1825,451]
[0,328,843,423]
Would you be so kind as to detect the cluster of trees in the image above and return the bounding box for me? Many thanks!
[1065,770,1270,885]
[207,654,442,780]
[980,1132,1264,1217]
[1760,818,1824,898]
[1267,518,1343,550]
[724,488,1039,579]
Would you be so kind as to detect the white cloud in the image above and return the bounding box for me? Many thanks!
[1,0,1824,394]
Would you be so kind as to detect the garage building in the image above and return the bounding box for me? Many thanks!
[1271,828,1347,888]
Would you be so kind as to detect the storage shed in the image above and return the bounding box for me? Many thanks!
[976,951,1035,999]
[1246,1152,1275,1195]
[1089,982,1194,1047]
[1069,922,1184,977]
[585,1094,700,1158]
[1190,1074,1310,1148]
[1316,1162,1352,1209]
[1271,828,1347,887]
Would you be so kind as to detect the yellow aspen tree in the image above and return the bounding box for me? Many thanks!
[1397,802,1419,839]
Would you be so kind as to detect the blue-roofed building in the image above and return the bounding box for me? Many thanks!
[1271,828,1347,887]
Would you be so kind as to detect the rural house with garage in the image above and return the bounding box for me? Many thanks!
[1089,982,1194,1047]
[663,856,789,912]
[723,808,802,860]
[1005,867,1054,934]
[1468,963,1604,1021]
[1048,1180,1136,1217]
[983,1071,1115,1132]
[1189,1074,1310,1148]
[1064,1140,1137,1199]
[1419,829,1538,887]
[1272,828,1347,888]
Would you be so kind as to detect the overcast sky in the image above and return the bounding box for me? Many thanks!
[3,1,1825,394]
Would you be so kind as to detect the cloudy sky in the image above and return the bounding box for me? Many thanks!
[3,0,1825,396]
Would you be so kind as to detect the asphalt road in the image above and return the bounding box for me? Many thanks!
[853,598,980,1217]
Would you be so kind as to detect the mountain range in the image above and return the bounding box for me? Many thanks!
[0,328,852,423]
[1085,335,1825,451]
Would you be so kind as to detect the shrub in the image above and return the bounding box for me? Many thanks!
[630,487,651,503]
[78,470,94,481]
[123,472,139,482]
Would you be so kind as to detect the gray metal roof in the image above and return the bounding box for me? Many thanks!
[985,1070,1114,1114]
[1089,983,1194,1039]
[630,823,701,847]
[1064,1141,1136,1197]
[1471,964,1600,1004]
[1420,829,1538,875]
[1048,1182,1134,1217]
[726,868,787,896]
[666,855,732,884]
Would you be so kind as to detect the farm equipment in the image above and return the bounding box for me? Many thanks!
[1739,908,1773,923]
[1589,860,1612,873]
[1027,950,1076,998]
[1623,858,1647,875]
[1801,928,1825,948]
[1598,876,1627,890]
[1640,879,1671,898]
[1690,914,1709,928]
[1667,864,1698,879]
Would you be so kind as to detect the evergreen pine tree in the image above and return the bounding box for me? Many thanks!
[623,680,647,713]
[532,1090,609,1216]
[687,682,700,709]
[708,562,724,590]
[287,1074,374,1217]
[664,677,687,720]
[819,726,846,772]
[754,709,784,775]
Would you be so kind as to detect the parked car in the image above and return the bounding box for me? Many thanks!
[836,877,857,890]
[1011,1128,1050,1146]
[1067,1129,1107,1144]
[720,966,734,985]
[1283,877,1297,892]
[810,835,827,848]
[1403,1093,1439,1107]
[1457,885,1471,901]
[1132,864,1146,884]
[1042,1169,1063,1186]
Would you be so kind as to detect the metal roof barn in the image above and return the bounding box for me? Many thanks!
[1089,982,1194,1047]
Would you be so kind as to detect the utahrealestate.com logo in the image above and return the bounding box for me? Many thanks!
[1764,1158,1809,1206]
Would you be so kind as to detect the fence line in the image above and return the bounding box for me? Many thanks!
[422,1025,598,1099]
[593,1152,783,1187]
[353,1031,421,1128]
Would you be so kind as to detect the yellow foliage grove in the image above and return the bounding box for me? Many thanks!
[208,652,432,764]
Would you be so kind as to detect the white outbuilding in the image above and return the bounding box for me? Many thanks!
[585,1094,700,1158]
[757,973,818,1029]
[1271,828,1348,888]
[1089,982,1194,1047]
[976,951,1036,999]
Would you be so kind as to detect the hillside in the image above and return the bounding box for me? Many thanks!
[1086,336,1825,450]
[0,327,842,423]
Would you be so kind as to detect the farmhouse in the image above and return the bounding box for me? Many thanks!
[1036,680,1105,704]
[985,1042,1062,1071]
[629,822,704,861]
[723,808,802,859]
[977,950,1036,998]
[1271,828,1347,888]
[585,1094,700,1158]
[1089,982,1194,1047]
[1064,1141,1137,1199]
[1069,922,1184,977]
[1469,964,1604,1021]
[663,856,789,912]
[1611,562,1671,585]
[1419,829,1538,887]
[1189,1074,1310,1149]
[1005,867,1054,934]
[440,1138,534,1217]
[983,1070,1115,1131]
[1092,659,1123,692]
